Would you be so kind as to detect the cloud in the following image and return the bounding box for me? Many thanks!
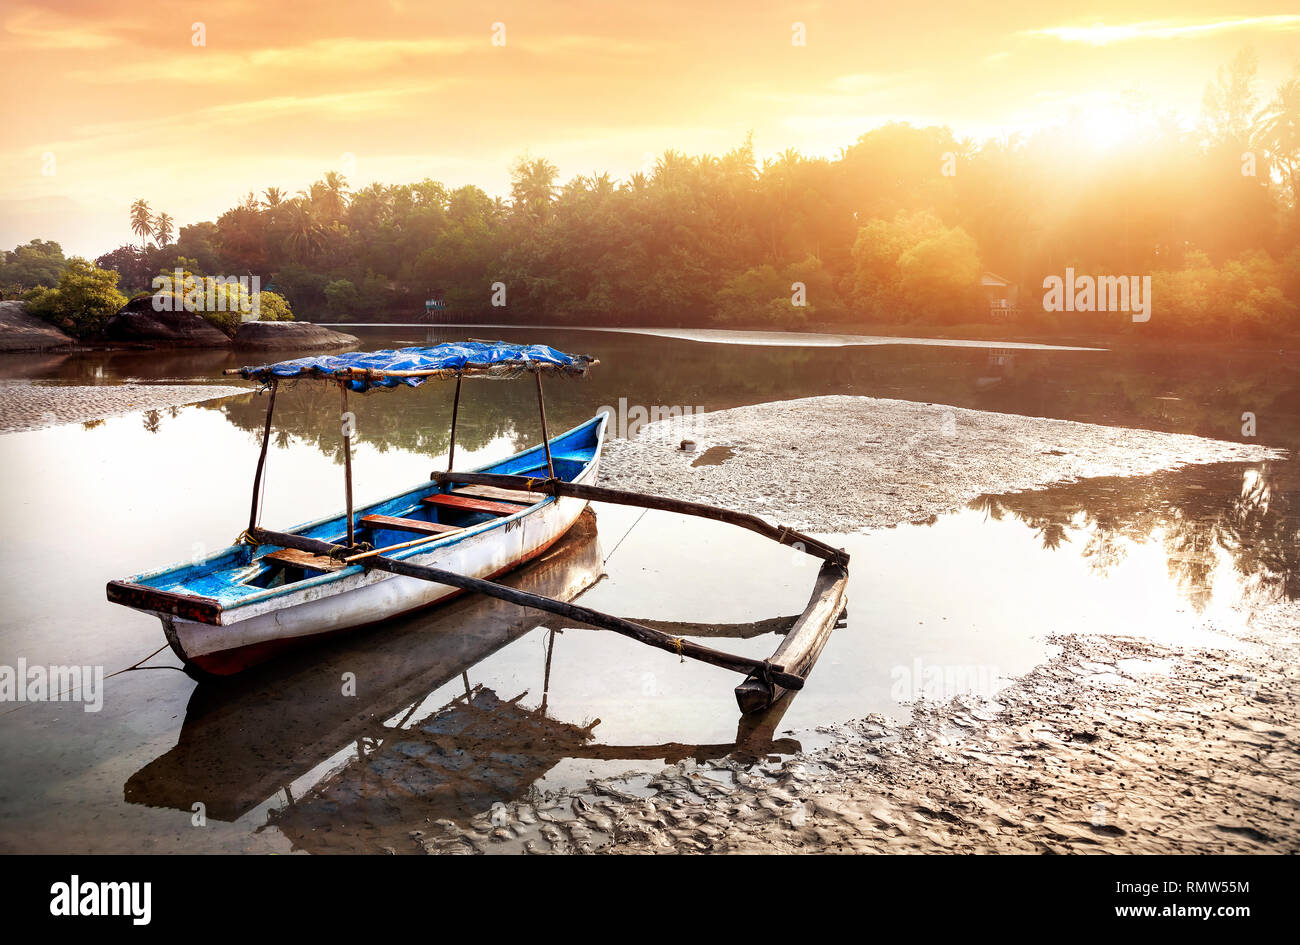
[65,34,654,85]
[1027,15,1300,46]
[2,6,129,49]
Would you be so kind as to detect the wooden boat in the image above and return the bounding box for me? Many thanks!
[110,414,604,676]
[107,340,850,712]
[125,509,800,834]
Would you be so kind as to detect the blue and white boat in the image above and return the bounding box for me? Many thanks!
[108,341,605,676]
[108,339,849,714]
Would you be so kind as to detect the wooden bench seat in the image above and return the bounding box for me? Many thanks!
[263,548,346,573]
[422,493,529,517]
[451,484,545,505]
[360,514,460,537]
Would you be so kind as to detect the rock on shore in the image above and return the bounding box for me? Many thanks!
[104,297,231,347]
[0,300,76,352]
[232,321,359,350]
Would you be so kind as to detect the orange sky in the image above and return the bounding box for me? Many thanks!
[2,1,1298,256]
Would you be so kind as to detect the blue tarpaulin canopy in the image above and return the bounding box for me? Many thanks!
[230,341,597,392]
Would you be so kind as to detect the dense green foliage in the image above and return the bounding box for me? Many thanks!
[147,258,295,336]
[0,240,67,296]
[9,54,1300,340]
[24,258,128,338]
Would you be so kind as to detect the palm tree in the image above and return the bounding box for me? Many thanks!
[130,199,153,249]
[152,212,174,247]
[321,171,350,220]
[653,150,689,189]
[509,157,558,223]
[262,187,286,209]
[1257,76,1300,205]
[284,198,326,261]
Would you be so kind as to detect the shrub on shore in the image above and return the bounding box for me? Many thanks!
[149,260,294,336]
[24,258,127,338]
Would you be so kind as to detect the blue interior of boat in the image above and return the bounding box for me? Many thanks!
[125,414,605,610]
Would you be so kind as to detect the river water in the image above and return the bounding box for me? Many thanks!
[0,326,1294,852]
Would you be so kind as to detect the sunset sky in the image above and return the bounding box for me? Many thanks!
[2,1,1298,257]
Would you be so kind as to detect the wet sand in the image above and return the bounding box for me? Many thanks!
[409,396,1297,854]
[0,382,248,434]
[602,395,1286,532]
[416,598,1298,854]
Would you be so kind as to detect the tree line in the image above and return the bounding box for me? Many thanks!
[3,51,1298,340]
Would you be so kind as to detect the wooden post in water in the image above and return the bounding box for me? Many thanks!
[535,369,555,478]
[447,370,463,471]
[339,381,355,547]
[248,380,278,532]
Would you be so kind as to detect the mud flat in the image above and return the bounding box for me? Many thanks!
[601,395,1287,532]
[409,396,1296,855]
[0,382,248,434]
[415,597,1298,854]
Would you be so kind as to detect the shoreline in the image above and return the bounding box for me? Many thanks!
[0,382,249,434]
[329,321,1300,356]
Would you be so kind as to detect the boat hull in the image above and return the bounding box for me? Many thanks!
[166,463,597,676]
[176,494,592,674]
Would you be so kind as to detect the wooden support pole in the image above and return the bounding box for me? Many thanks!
[247,526,807,692]
[339,382,355,548]
[535,370,555,479]
[734,560,849,713]
[248,380,278,532]
[429,470,849,567]
[447,370,463,472]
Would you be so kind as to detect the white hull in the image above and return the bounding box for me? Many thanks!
[163,455,600,672]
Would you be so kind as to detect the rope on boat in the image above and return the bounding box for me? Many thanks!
[602,507,649,566]
[0,644,177,717]
[104,643,173,679]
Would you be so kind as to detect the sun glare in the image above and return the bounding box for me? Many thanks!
[1077,105,1148,151]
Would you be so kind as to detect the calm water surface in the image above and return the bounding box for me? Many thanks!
[0,327,1294,852]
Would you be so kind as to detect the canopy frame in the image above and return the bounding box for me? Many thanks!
[223,341,598,392]
[240,353,568,550]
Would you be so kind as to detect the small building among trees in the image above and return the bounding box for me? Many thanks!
[980,271,1018,319]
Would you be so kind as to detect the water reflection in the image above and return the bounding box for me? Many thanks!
[968,461,1297,605]
[2,327,1296,852]
[4,326,1297,454]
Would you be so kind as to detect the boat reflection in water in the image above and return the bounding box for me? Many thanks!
[125,509,801,850]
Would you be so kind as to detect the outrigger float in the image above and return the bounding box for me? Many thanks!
[107,341,849,713]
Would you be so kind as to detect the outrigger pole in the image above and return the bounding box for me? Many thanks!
[245,525,810,692]
[430,471,849,566]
